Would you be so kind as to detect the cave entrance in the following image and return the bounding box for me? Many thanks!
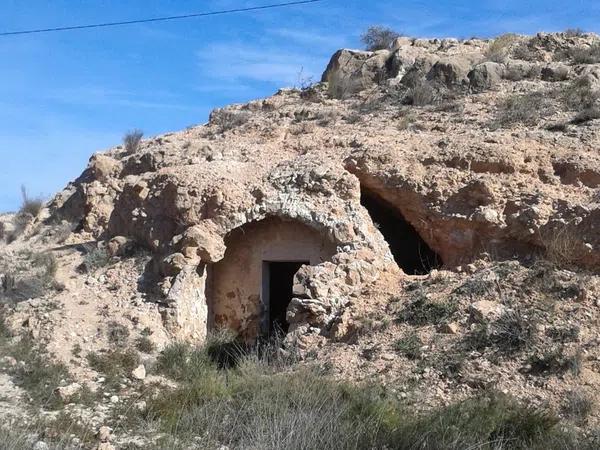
[361,188,441,274]
[261,261,308,336]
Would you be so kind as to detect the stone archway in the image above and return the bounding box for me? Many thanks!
[208,216,337,341]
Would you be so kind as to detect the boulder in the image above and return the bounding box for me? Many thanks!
[106,236,133,257]
[468,62,504,90]
[178,224,226,263]
[503,60,539,80]
[322,49,392,97]
[131,364,146,380]
[541,63,570,81]
[427,57,472,87]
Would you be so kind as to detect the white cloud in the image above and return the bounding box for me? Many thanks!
[196,41,327,87]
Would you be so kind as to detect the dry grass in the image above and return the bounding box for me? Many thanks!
[541,225,585,268]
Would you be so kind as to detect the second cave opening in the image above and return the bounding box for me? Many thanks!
[360,187,441,275]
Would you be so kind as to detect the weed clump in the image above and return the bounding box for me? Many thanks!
[398,295,457,326]
[393,332,422,359]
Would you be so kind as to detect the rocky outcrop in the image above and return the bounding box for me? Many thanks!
[39,32,600,343]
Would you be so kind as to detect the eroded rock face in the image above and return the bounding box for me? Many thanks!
[46,32,600,342]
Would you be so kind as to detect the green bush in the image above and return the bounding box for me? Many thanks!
[135,336,155,353]
[87,349,140,388]
[393,332,422,359]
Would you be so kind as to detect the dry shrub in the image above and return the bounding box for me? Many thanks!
[493,91,551,128]
[361,25,401,51]
[564,28,586,38]
[209,109,251,132]
[571,107,600,124]
[563,390,594,421]
[561,77,600,110]
[123,129,144,154]
[1,253,60,302]
[527,347,583,377]
[565,43,600,64]
[485,33,520,63]
[512,42,539,62]
[19,185,44,218]
[541,225,584,268]
[404,81,441,106]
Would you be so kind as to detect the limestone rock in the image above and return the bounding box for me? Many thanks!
[468,62,504,90]
[131,364,146,380]
[97,426,112,442]
[427,57,471,86]
[55,383,81,402]
[469,300,506,323]
[541,63,570,81]
[322,49,391,97]
[106,236,133,257]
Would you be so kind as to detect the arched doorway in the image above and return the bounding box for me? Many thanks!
[208,217,336,340]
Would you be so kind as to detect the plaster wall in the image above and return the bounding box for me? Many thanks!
[209,217,336,339]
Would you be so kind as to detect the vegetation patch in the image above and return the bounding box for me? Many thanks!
[398,295,457,326]
[87,349,140,389]
[526,347,582,377]
[141,339,590,450]
[393,332,422,360]
[493,91,552,128]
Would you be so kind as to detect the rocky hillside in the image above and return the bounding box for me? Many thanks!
[1,31,600,449]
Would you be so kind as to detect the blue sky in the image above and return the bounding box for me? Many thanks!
[1,0,599,212]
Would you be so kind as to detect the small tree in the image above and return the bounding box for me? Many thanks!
[361,26,401,51]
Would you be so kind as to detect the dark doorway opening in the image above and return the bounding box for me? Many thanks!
[360,188,441,275]
[262,261,308,335]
